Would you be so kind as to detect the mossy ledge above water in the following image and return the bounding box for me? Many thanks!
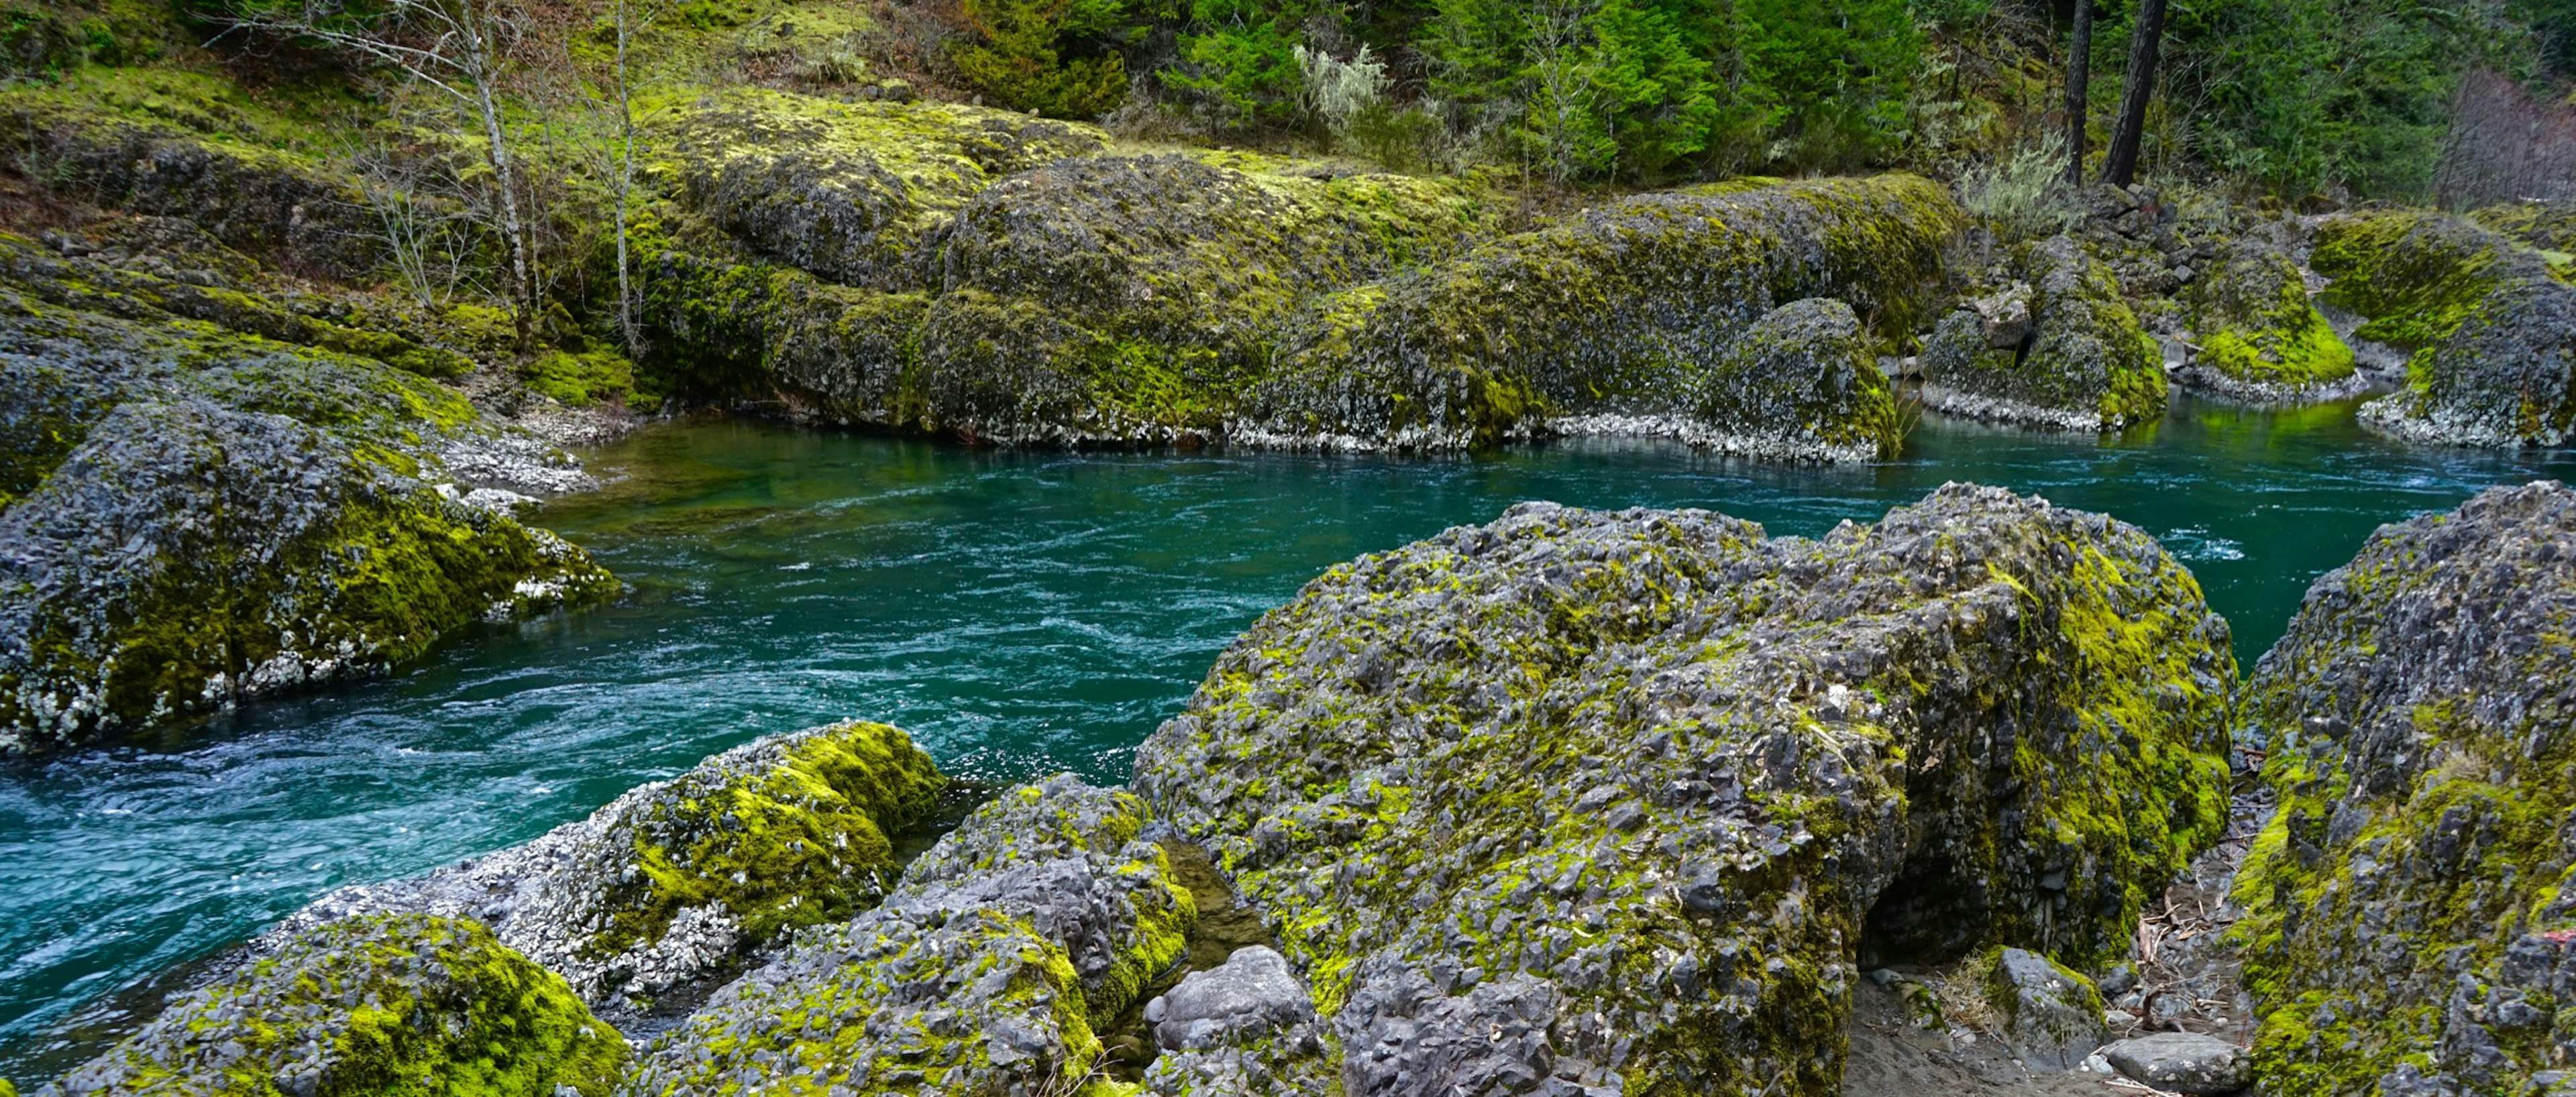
[2314,211,2576,447]
[1920,234,2168,432]
[2232,480,2576,1097]
[634,96,1959,458]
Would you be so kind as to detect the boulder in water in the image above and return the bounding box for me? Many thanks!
[2176,237,2359,404]
[1923,235,2167,431]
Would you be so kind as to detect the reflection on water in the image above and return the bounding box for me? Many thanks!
[2,397,2569,1076]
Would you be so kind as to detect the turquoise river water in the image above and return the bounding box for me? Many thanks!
[4,395,2573,1076]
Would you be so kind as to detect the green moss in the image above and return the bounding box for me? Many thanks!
[69,913,625,1097]
[599,719,947,958]
[2187,243,2357,390]
[521,349,635,407]
[2313,212,2503,349]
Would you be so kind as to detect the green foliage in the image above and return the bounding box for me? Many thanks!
[953,0,1136,118]
[1164,0,1313,129]
[2165,0,2516,199]
[1956,134,2083,240]
[521,349,634,406]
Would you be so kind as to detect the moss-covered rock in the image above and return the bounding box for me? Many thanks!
[653,88,1106,290]
[0,275,614,755]
[41,913,625,1097]
[1245,174,1962,451]
[2176,237,2359,404]
[2314,212,2576,447]
[1686,296,1902,461]
[0,82,376,278]
[276,720,945,1017]
[1922,235,2167,431]
[2470,199,2576,260]
[2232,480,2576,1097]
[623,775,1193,1096]
[1130,484,2235,1094]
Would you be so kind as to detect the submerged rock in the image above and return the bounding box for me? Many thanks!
[43,913,625,1097]
[623,775,1195,1096]
[2314,212,2576,447]
[272,720,945,1018]
[0,282,613,754]
[1923,235,2167,431]
[2234,480,2576,1096]
[1132,484,2237,1094]
[2176,237,2359,404]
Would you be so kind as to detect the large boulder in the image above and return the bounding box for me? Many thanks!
[2314,212,2576,447]
[1246,174,1961,451]
[1921,235,2167,431]
[2176,237,2359,404]
[272,720,945,1018]
[1130,484,2237,1094]
[654,89,1106,290]
[40,913,626,1097]
[622,775,1196,1096]
[2233,481,2576,1097]
[0,286,612,754]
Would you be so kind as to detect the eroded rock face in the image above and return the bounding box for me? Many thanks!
[2315,213,2576,447]
[1132,485,2237,1094]
[270,721,944,1019]
[2177,237,2359,404]
[1923,235,2167,431]
[42,913,626,1097]
[622,775,1195,1096]
[0,280,612,754]
[2234,480,2576,1097]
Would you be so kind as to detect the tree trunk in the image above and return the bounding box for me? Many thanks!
[614,0,641,357]
[2103,0,2167,187]
[2065,0,2093,185]
[462,0,537,353]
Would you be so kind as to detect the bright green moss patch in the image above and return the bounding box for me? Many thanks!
[2313,212,2504,349]
[521,349,635,407]
[2185,240,2356,394]
[54,913,625,1097]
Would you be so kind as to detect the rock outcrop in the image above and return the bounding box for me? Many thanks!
[622,775,1194,1096]
[2176,237,2360,403]
[2314,212,2576,447]
[0,259,613,754]
[1131,484,2237,1094]
[42,913,626,1097]
[2233,480,2576,1097]
[271,721,945,1019]
[638,107,1960,457]
[1248,174,1957,452]
[1922,235,2168,430]
[1552,296,1904,462]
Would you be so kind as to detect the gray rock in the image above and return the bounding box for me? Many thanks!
[2237,481,2576,1096]
[2318,212,2576,447]
[1132,484,2237,1095]
[1148,945,1315,1051]
[1986,947,2108,1071]
[2102,1032,2251,1094]
[623,776,1194,1096]
[268,720,944,1021]
[1921,235,2167,431]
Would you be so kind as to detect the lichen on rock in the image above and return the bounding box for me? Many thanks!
[2232,480,2576,1097]
[1130,483,2235,1094]
[1922,235,2167,431]
[2313,212,2576,447]
[42,913,626,1097]
[273,720,945,1018]
[622,774,1194,1096]
[2176,237,2359,404]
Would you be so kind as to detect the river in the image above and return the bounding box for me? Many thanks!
[3,396,2571,1077]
